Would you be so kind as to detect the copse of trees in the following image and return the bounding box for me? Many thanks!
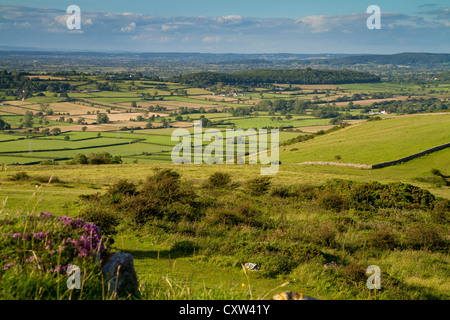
[169,68,380,87]
[0,119,11,130]
[68,152,122,165]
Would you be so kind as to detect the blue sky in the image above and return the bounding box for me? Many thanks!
[0,0,449,53]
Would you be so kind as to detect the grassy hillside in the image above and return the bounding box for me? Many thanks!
[280,114,450,165]
[1,160,448,300]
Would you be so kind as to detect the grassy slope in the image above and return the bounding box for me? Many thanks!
[280,114,450,165]
[0,155,448,300]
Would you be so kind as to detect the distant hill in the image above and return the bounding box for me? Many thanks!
[314,53,450,69]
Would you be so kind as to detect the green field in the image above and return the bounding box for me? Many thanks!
[280,114,450,164]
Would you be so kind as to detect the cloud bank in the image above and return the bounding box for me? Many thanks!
[0,5,449,53]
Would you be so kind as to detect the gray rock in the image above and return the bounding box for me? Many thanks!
[244,262,260,271]
[102,252,139,298]
[323,261,338,269]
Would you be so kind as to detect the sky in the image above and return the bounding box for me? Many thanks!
[0,0,449,53]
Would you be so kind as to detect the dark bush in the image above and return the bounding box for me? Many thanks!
[270,186,294,198]
[431,198,450,223]
[204,172,233,189]
[171,240,199,256]
[367,228,398,250]
[317,190,348,212]
[34,175,63,184]
[245,176,271,196]
[140,169,192,204]
[208,202,265,228]
[341,264,367,283]
[404,225,447,251]
[293,184,318,201]
[108,179,137,197]
[8,172,31,181]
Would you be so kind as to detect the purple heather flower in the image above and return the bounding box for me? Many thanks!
[12,233,21,239]
[3,262,14,270]
[25,256,34,263]
[33,232,45,240]
[40,212,52,219]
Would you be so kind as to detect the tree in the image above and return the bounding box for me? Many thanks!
[0,119,11,130]
[131,101,137,108]
[23,111,34,128]
[81,126,88,132]
[72,153,88,164]
[51,128,62,136]
[97,113,109,124]
[41,128,50,136]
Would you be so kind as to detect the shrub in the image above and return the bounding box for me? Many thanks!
[107,179,137,197]
[316,190,348,212]
[204,172,233,189]
[40,160,58,166]
[208,203,264,228]
[8,171,31,181]
[293,184,317,201]
[341,264,367,283]
[403,225,446,251]
[88,152,122,165]
[245,176,271,196]
[431,198,450,223]
[34,175,63,184]
[270,186,294,198]
[367,228,398,250]
[171,240,199,256]
[141,169,186,203]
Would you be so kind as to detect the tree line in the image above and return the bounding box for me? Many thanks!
[169,68,380,87]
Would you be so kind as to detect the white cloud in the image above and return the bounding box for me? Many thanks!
[161,24,179,31]
[120,22,136,32]
[217,15,243,25]
[203,36,221,43]
[296,15,330,33]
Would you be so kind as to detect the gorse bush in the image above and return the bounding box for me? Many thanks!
[245,176,271,196]
[0,212,108,299]
[203,172,233,189]
[8,171,31,181]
